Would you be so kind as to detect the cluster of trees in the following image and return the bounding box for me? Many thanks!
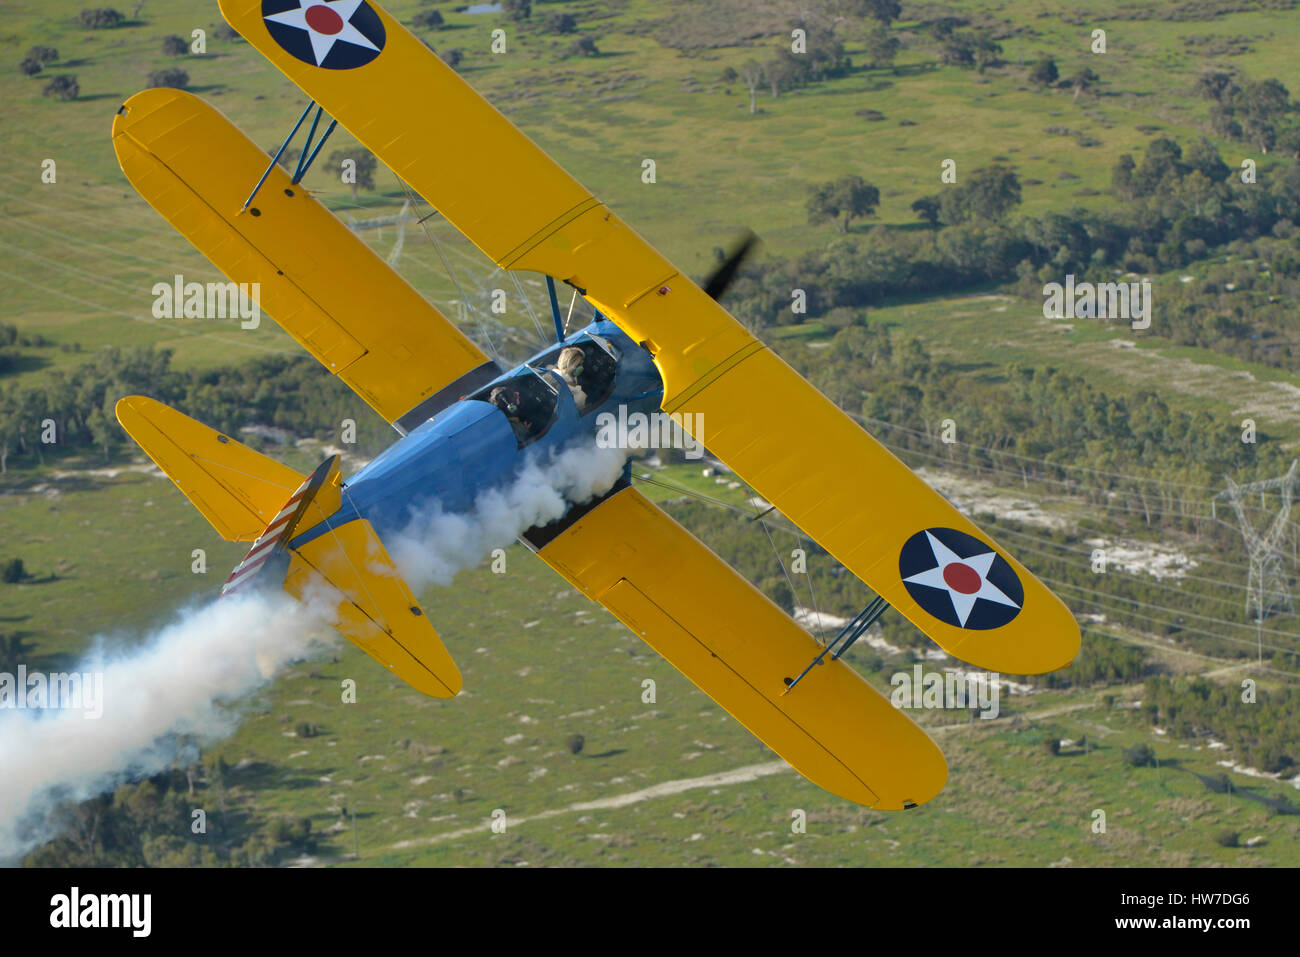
[1156,234,1300,369]
[1142,675,1297,774]
[17,45,58,77]
[1195,71,1298,156]
[0,345,391,475]
[930,20,1002,72]
[22,766,319,867]
[1032,634,1148,689]
[725,136,1300,347]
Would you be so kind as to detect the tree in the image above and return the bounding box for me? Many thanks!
[739,59,763,114]
[328,147,377,202]
[764,54,796,96]
[161,34,188,56]
[27,46,58,65]
[565,734,584,755]
[972,33,1001,73]
[42,74,79,100]
[86,406,117,461]
[411,9,444,30]
[147,67,188,89]
[1041,735,1060,756]
[1194,70,1239,104]
[2,559,24,584]
[940,164,1021,224]
[933,23,974,67]
[544,12,577,34]
[1185,137,1230,183]
[911,195,942,228]
[1241,78,1290,121]
[503,0,531,21]
[1069,66,1100,101]
[861,22,900,69]
[567,36,599,57]
[439,48,462,69]
[807,175,880,233]
[1111,153,1136,199]
[19,58,43,77]
[1029,55,1059,88]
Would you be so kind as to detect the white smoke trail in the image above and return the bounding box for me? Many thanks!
[0,589,334,861]
[0,440,628,862]
[388,440,629,591]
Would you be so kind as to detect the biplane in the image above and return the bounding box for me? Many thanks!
[110,0,1080,810]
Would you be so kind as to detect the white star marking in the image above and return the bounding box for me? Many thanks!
[903,531,1019,627]
[265,0,378,66]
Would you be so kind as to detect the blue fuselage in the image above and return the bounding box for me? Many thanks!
[288,318,664,550]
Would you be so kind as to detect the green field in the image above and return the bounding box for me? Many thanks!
[3,0,1300,867]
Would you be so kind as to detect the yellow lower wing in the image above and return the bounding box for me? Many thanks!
[111,87,495,430]
[531,485,948,810]
[286,518,462,699]
[115,395,305,542]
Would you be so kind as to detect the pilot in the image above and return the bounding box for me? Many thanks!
[552,346,588,412]
[489,386,533,443]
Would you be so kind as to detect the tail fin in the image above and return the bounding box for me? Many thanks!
[115,395,306,542]
[117,397,462,698]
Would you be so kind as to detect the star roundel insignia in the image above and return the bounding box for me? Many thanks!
[261,0,386,70]
[898,527,1024,630]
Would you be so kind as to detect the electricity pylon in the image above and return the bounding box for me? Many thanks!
[1213,460,1299,632]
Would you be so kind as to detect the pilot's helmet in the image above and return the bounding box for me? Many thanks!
[556,346,585,379]
[489,386,519,415]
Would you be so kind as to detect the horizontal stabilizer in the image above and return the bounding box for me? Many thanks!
[115,395,305,542]
[286,517,462,699]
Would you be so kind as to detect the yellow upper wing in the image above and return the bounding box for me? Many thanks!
[222,0,1079,675]
[529,483,947,810]
[111,87,497,431]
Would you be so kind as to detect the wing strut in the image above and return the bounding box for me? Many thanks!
[782,595,889,695]
[241,99,338,212]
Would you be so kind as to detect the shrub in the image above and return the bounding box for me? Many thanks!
[440,48,462,69]
[411,10,443,30]
[566,734,585,755]
[1029,55,1059,88]
[18,58,42,77]
[161,35,189,56]
[2,558,23,583]
[41,74,79,100]
[1042,735,1060,756]
[78,8,124,29]
[1215,830,1239,848]
[545,12,577,34]
[1122,743,1156,767]
[568,36,599,57]
[27,46,58,65]
[147,67,189,89]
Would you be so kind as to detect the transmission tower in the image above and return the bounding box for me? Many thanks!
[1213,459,1299,625]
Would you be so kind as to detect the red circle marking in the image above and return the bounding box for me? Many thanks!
[942,562,981,594]
[305,4,344,34]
